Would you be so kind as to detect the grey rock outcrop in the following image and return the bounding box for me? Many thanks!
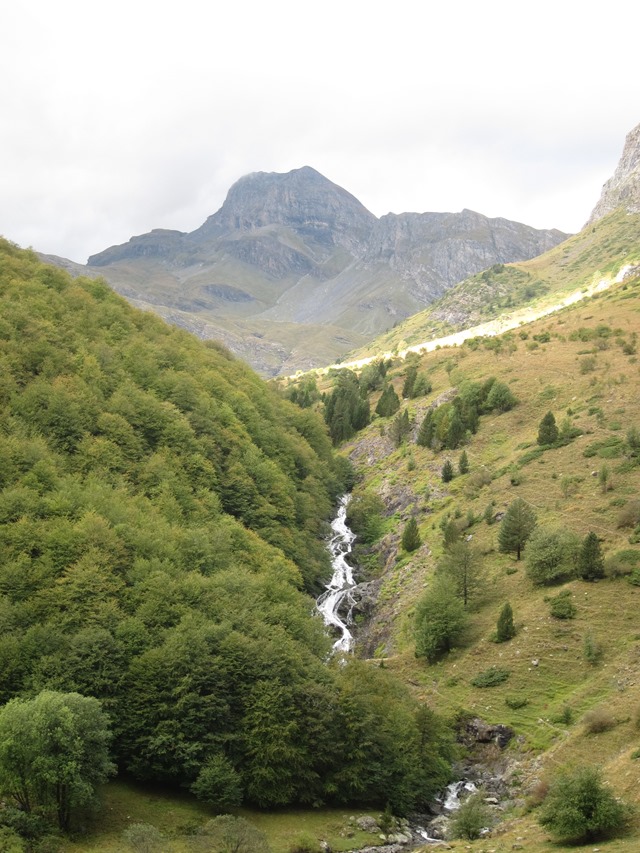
[68,166,569,374]
[587,121,640,224]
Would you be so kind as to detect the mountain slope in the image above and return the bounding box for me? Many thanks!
[587,120,640,224]
[327,262,640,848]
[0,238,456,823]
[52,167,567,375]
[346,208,640,362]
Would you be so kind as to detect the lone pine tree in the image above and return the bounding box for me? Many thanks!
[498,497,537,560]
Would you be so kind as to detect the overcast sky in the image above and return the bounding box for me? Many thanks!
[2,1,638,263]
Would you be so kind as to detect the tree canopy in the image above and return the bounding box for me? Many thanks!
[0,691,115,830]
[0,240,453,818]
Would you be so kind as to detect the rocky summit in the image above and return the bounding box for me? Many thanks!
[69,167,567,374]
[587,121,640,225]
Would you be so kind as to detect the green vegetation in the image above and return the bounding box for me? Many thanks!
[498,498,537,560]
[401,516,421,552]
[538,766,631,843]
[449,790,493,840]
[0,691,114,830]
[0,241,454,841]
[414,578,467,662]
[495,602,516,642]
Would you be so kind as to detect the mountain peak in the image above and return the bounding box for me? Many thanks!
[587,121,640,225]
[189,166,376,251]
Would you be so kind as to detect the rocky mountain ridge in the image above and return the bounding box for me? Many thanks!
[68,167,567,375]
[587,120,640,224]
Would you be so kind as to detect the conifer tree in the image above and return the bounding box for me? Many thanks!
[441,459,454,483]
[495,602,516,642]
[458,450,469,475]
[577,531,605,580]
[376,384,400,418]
[417,410,434,447]
[537,411,559,446]
[498,497,537,560]
[401,517,421,552]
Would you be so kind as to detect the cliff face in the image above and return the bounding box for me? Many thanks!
[80,166,568,374]
[587,122,640,225]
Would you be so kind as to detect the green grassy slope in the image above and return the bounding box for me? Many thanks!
[340,269,640,849]
[348,210,640,360]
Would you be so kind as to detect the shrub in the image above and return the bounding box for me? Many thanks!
[617,499,640,529]
[505,696,529,710]
[415,578,467,662]
[525,526,579,585]
[583,706,617,734]
[288,834,321,853]
[537,411,558,446]
[583,631,603,665]
[550,706,573,725]
[471,666,510,688]
[449,790,493,840]
[122,823,164,853]
[401,517,421,552]
[549,589,576,619]
[495,602,516,642]
[441,459,454,483]
[538,767,630,843]
[577,531,605,580]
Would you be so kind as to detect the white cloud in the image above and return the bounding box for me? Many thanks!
[1,0,638,261]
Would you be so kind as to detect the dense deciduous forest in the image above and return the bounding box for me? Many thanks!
[0,239,452,824]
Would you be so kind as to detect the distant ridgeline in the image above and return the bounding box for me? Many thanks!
[0,239,453,814]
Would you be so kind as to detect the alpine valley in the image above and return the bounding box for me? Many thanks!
[0,121,639,853]
[41,166,567,376]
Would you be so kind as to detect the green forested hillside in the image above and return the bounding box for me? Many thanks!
[0,239,451,824]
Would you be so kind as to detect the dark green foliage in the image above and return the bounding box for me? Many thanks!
[437,541,484,608]
[375,384,401,418]
[498,498,537,560]
[525,526,579,585]
[324,370,370,444]
[458,450,469,474]
[445,410,466,449]
[0,691,115,831]
[346,492,385,544]
[402,364,418,399]
[484,380,517,412]
[389,409,411,447]
[415,579,467,662]
[471,666,510,687]
[441,459,454,482]
[359,359,388,392]
[401,517,421,552]
[450,790,493,840]
[505,696,529,710]
[495,602,516,642]
[549,590,577,619]
[190,754,243,808]
[577,531,605,580]
[0,242,453,816]
[285,376,320,409]
[417,410,435,448]
[538,767,630,843]
[411,373,432,397]
[537,411,559,445]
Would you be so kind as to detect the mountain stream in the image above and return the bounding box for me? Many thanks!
[316,495,357,653]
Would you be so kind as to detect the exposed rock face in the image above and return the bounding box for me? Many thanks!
[587,121,640,224]
[74,166,569,374]
[363,209,565,301]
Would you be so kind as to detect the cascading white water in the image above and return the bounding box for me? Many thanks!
[316,495,357,653]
